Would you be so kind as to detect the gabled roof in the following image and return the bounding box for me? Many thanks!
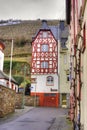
[59,21,69,49]
[49,26,59,40]
[0,70,18,85]
[60,26,69,38]
[32,20,59,42]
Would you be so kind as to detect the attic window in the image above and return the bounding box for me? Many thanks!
[43,32,48,38]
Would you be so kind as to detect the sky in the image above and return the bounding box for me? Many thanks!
[0,0,66,20]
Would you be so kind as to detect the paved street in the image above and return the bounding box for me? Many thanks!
[0,107,72,130]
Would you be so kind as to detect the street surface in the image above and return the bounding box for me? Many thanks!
[0,107,72,130]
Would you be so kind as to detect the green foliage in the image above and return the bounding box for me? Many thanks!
[4,60,10,73]
[13,75,24,85]
[4,60,21,73]
[4,60,31,84]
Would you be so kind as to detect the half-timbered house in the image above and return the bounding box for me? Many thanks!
[31,20,59,107]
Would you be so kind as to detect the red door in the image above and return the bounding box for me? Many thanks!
[43,93,59,107]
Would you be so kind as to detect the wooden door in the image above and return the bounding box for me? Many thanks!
[43,93,57,107]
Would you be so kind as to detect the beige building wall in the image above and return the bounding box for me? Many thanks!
[60,50,70,93]
[59,40,70,108]
[81,3,87,130]
[76,2,87,130]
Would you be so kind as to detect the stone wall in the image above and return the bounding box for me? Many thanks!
[25,96,39,106]
[0,85,15,118]
[15,93,23,109]
[0,86,40,118]
[15,93,39,108]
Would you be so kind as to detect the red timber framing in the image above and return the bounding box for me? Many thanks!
[31,30,58,74]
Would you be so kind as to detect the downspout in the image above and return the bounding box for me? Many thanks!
[58,25,61,107]
[77,49,81,130]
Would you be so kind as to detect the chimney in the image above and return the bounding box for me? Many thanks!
[59,21,65,30]
[41,20,49,29]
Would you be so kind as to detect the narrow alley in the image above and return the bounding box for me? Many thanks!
[0,107,72,130]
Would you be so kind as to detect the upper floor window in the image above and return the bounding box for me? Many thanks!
[67,74,70,81]
[41,44,48,52]
[46,76,54,86]
[64,54,67,64]
[41,61,48,68]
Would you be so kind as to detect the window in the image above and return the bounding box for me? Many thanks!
[64,54,67,64]
[41,44,48,52]
[67,74,70,81]
[46,76,54,86]
[43,32,48,38]
[41,61,48,68]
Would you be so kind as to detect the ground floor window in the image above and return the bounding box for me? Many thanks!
[46,76,54,86]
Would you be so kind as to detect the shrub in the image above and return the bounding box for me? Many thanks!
[13,75,24,85]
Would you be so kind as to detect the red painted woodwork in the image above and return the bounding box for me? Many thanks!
[31,92,59,107]
[31,30,58,74]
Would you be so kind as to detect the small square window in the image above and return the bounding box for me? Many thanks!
[41,44,48,52]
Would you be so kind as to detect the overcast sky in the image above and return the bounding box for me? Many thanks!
[0,0,65,20]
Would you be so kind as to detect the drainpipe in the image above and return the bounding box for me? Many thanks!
[76,49,81,130]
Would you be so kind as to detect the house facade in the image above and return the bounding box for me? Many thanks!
[31,20,70,107]
[66,0,87,130]
[31,20,59,107]
[0,70,18,92]
[0,41,18,92]
[59,21,70,108]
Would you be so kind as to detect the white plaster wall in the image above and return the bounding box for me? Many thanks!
[0,79,7,86]
[0,51,4,71]
[31,74,58,93]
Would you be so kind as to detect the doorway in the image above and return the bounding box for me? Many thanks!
[62,93,67,108]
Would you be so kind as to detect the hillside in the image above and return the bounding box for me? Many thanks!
[0,20,59,64]
[0,19,59,83]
